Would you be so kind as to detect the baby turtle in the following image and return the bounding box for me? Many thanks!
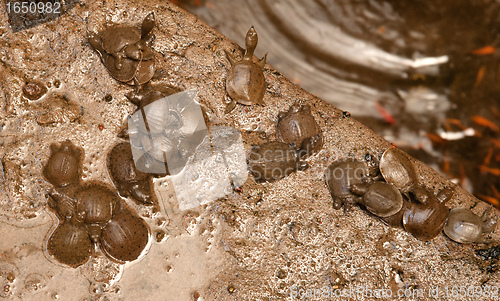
[225,26,267,113]
[443,208,497,244]
[402,187,452,241]
[276,103,323,157]
[43,140,83,187]
[100,207,150,263]
[107,142,156,205]
[324,159,371,210]
[350,181,403,218]
[379,147,427,203]
[88,12,156,85]
[248,141,307,182]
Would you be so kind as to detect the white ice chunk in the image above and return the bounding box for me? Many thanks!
[129,90,208,175]
[170,126,248,211]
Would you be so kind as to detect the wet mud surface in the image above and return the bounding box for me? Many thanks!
[0,1,499,300]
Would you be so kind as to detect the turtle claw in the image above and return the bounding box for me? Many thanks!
[224,100,237,114]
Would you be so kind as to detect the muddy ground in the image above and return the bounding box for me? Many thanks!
[0,1,499,300]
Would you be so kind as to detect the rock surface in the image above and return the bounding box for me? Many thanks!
[0,1,498,300]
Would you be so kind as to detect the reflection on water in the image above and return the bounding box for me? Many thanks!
[177,0,500,208]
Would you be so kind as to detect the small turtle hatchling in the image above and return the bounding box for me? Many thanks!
[379,146,427,203]
[276,103,323,157]
[402,187,453,242]
[350,181,403,218]
[225,26,267,113]
[443,208,497,244]
[324,159,371,210]
[107,142,157,205]
[43,140,83,187]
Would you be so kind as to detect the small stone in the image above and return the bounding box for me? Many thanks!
[22,81,47,100]
[155,230,166,242]
[276,269,287,279]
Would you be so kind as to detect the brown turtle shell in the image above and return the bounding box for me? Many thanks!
[100,208,150,263]
[46,222,92,268]
[42,140,83,187]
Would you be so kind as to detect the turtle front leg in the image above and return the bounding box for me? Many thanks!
[225,50,238,66]
[88,33,106,58]
[482,208,497,234]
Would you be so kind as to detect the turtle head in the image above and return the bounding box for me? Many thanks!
[244,26,258,58]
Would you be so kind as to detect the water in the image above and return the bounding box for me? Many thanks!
[179,0,500,208]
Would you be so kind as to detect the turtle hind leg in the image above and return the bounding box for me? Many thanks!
[256,53,268,69]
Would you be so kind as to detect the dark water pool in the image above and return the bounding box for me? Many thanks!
[175,0,500,208]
